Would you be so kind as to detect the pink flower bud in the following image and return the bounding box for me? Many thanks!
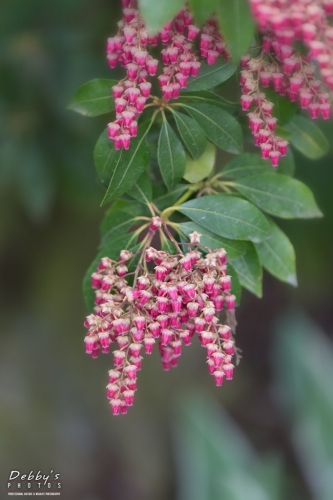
[191,61,201,77]
[149,321,161,338]
[180,330,191,346]
[187,301,199,318]
[249,116,263,134]
[221,275,231,292]
[115,98,127,114]
[138,82,151,99]
[113,350,126,367]
[194,317,206,333]
[213,370,224,386]
[207,50,219,65]
[260,71,271,87]
[200,33,213,49]
[91,272,102,289]
[140,291,151,307]
[272,72,284,91]
[171,340,182,356]
[260,142,272,159]
[213,295,224,311]
[110,398,122,415]
[200,331,214,346]
[300,92,312,109]
[187,24,200,41]
[212,350,224,367]
[320,103,331,119]
[161,329,173,345]
[269,150,280,167]
[266,117,277,131]
[223,363,234,380]
[107,53,118,68]
[283,58,296,75]
[157,314,169,329]
[124,364,138,380]
[207,359,215,375]
[171,297,182,313]
[157,297,169,313]
[225,294,236,311]
[124,377,137,391]
[84,335,96,354]
[144,337,155,354]
[126,63,138,79]
[175,73,187,89]
[129,120,138,137]
[107,383,118,399]
[179,255,193,271]
[183,284,196,300]
[277,140,288,156]
[150,217,162,231]
[119,133,131,150]
[241,94,253,111]
[123,389,135,406]
[145,58,158,76]
[203,306,215,323]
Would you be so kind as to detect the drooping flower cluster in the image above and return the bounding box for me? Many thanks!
[83,219,237,416]
[240,35,330,165]
[250,0,333,91]
[106,0,229,150]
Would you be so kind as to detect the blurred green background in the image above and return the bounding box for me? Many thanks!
[1,1,333,499]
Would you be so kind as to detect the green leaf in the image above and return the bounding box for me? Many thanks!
[101,120,151,205]
[285,115,330,160]
[181,103,243,154]
[231,242,263,297]
[94,128,120,185]
[178,221,246,259]
[83,233,137,310]
[189,0,217,25]
[100,200,144,237]
[184,60,237,92]
[178,194,270,242]
[173,111,207,159]
[100,211,140,246]
[216,0,255,63]
[233,173,322,219]
[222,152,294,179]
[255,218,297,286]
[153,184,188,210]
[183,143,216,183]
[179,90,237,112]
[158,119,186,189]
[138,0,185,34]
[263,89,298,125]
[68,79,116,117]
[128,172,153,205]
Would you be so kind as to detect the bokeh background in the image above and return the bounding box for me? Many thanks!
[1,1,333,499]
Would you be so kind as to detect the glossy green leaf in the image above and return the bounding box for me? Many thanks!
[222,152,294,179]
[263,89,298,125]
[94,128,120,185]
[158,119,186,189]
[189,0,217,25]
[173,111,207,159]
[178,194,270,242]
[153,184,188,210]
[255,218,297,286]
[100,200,144,237]
[178,90,237,112]
[183,143,216,183]
[286,115,330,159]
[68,79,116,117]
[216,0,255,63]
[138,0,185,34]
[178,220,246,260]
[184,60,237,92]
[233,173,322,219]
[231,242,263,297]
[181,103,243,154]
[101,120,151,205]
[129,172,153,205]
[83,233,137,310]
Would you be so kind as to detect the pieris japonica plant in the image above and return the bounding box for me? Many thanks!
[69,0,331,415]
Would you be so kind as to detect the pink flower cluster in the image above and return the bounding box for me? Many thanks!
[241,33,330,166]
[83,221,236,416]
[251,0,333,92]
[106,0,228,150]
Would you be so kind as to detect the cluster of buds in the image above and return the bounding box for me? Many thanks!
[83,219,237,416]
[106,0,229,149]
[250,0,333,93]
[241,33,330,165]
